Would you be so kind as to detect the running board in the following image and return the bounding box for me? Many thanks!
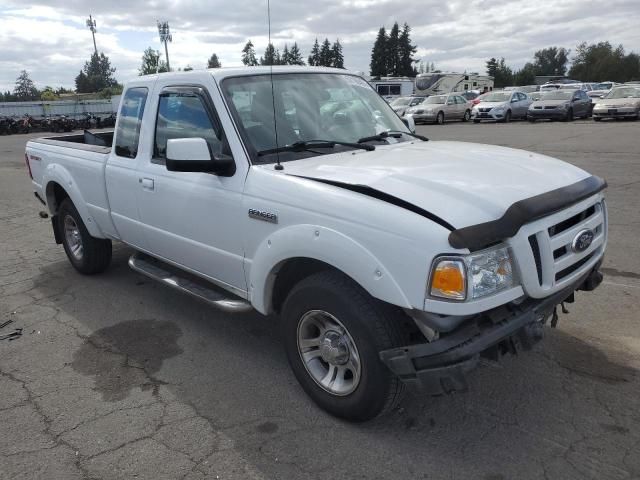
[128,253,253,313]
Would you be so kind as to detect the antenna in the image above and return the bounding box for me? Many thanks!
[267,0,283,171]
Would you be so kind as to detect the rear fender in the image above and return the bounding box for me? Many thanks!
[249,224,411,314]
[43,164,104,238]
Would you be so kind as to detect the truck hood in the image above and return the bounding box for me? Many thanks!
[281,140,590,229]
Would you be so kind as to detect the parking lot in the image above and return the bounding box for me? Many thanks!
[1,119,639,480]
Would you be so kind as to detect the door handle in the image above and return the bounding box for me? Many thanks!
[140,178,154,191]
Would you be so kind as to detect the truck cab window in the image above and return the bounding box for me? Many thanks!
[115,88,148,158]
[154,93,223,160]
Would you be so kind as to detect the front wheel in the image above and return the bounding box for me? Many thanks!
[282,271,407,421]
[502,110,512,123]
[58,199,112,274]
[565,108,574,122]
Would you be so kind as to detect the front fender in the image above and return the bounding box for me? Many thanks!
[43,164,104,238]
[248,224,411,314]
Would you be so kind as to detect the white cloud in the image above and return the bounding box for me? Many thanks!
[0,0,639,91]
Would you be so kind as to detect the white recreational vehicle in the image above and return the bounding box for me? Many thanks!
[367,77,415,100]
[415,73,494,96]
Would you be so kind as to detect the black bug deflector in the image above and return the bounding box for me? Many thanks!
[380,263,603,395]
[448,176,607,251]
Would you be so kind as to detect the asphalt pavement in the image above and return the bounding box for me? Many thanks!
[1,119,639,480]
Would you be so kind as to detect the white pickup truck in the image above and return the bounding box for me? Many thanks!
[26,67,607,421]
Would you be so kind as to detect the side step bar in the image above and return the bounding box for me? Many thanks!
[128,252,253,313]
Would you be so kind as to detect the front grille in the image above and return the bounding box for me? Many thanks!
[544,106,556,110]
[522,198,606,293]
[479,108,491,113]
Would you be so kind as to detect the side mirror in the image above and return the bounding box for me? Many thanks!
[402,115,416,133]
[166,138,234,175]
[511,98,518,103]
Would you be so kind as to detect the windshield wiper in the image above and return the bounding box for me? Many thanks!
[257,139,375,157]
[357,130,429,144]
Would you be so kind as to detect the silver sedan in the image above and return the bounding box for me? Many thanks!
[592,86,640,121]
[471,91,532,123]
[405,94,472,125]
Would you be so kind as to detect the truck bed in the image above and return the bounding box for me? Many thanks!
[29,130,114,153]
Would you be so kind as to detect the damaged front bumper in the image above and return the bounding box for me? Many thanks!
[379,263,604,395]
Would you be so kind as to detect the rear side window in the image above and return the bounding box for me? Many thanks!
[154,93,223,160]
[115,87,148,158]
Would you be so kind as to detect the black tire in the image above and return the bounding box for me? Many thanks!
[462,110,471,122]
[58,198,112,274]
[565,108,574,122]
[436,111,445,125]
[528,117,536,123]
[502,110,511,123]
[473,119,480,124]
[281,270,408,421]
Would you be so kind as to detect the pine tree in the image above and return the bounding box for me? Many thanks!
[13,70,38,100]
[319,38,333,67]
[430,62,435,72]
[386,22,400,76]
[370,27,388,77]
[241,40,259,66]
[207,53,222,68]
[331,40,344,68]
[308,38,321,66]
[398,23,417,76]
[289,43,305,65]
[139,47,168,75]
[261,43,277,65]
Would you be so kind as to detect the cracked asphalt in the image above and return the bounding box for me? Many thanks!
[1,119,639,480]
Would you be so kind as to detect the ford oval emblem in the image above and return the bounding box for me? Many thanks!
[572,229,595,253]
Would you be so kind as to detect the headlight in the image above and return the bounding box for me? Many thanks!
[429,246,516,301]
[492,106,504,114]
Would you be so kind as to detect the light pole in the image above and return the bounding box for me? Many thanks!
[157,21,172,72]
[86,15,97,54]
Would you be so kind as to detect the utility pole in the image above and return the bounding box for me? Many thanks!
[86,15,97,54]
[157,21,172,72]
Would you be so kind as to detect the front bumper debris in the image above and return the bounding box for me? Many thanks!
[380,264,603,395]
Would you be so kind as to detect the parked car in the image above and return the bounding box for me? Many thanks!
[25,67,607,421]
[472,90,532,122]
[527,89,592,121]
[389,96,426,117]
[405,93,471,124]
[592,85,640,121]
[559,83,594,93]
[461,91,479,101]
[505,85,539,93]
[588,82,617,99]
[529,91,545,101]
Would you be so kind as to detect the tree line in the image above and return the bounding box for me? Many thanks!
[487,42,640,88]
[369,22,417,77]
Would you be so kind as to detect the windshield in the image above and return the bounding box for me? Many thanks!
[425,95,446,104]
[221,73,409,164]
[605,87,640,99]
[481,92,511,102]
[390,97,412,106]
[594,82,613,90]
[543,91,574,100]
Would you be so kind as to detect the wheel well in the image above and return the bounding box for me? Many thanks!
[270,258,338,313]
[46,181,69,213]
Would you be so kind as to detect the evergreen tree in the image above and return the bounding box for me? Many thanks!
[398,23,417,76]
[485,57,513,88]
[207,53,222,68]
[533,47,570,75]
[260,43,277,65]
[308,38,321,66]
[75,52,118,93]
[319,38,333,67]
[13,70,38,100]
[282,44,291,65]
[241,40,259,66]
[139,47,168,75]
[289,43,305,65]
[430,62,435,72]
[331,40,344,68]
[370,27,387,76]
[386,22,400,76]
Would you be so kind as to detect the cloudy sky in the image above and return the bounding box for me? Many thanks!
[1,0,639,91]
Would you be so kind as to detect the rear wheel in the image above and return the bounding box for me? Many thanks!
[462,110,471,122]
[282,271,407,421]
[58,199,112,274]
[436,111,445,125]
